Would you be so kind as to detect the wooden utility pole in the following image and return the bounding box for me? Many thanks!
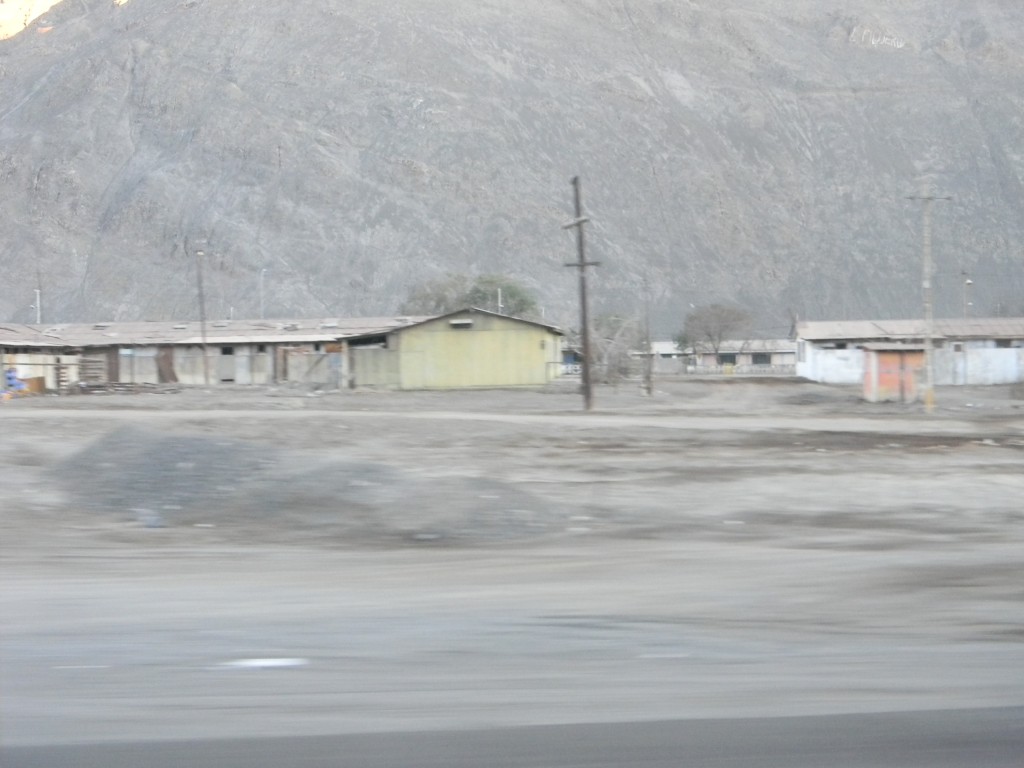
[563,176,600,411]
[906,183,951,414]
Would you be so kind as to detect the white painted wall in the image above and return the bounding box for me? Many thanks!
[796,344,865,384]
[800,341,1024,386]
[934,346,1023,385]
[110,345,275,386]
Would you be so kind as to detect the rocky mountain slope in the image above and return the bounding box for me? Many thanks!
[1,0,1022,334]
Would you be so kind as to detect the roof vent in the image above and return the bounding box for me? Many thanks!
[212,321,230,328]
[93,322,111,330]
[284,322,300,331]
[320,321,339,329]
[172,324,188,330]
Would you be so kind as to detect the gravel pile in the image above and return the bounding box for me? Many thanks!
[53,426,554,545]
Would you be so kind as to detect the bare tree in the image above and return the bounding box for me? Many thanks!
[592,313,643,386]
[683,304,752,358]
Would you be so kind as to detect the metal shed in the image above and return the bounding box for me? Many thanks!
[861,343,926,403]
[344,308,564,390]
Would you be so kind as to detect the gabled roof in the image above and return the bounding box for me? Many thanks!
[344,307,564,340]
[797,318,1024,342]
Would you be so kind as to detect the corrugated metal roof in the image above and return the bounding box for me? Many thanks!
[797,318,1024,341]
[0,324,66,348]
[9,316,433,348]
[2,310,565,348]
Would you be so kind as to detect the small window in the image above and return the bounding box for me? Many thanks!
[752,353,771,365]
[953,343,963,353]
[256,344,267,354]
[835,342,847,350]
[996,339,1012,349]
[314,343,322,352]
[220,347,234,356]
[718,353,737,365]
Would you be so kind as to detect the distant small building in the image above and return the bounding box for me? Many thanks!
[632,339,796,375]
[684,339,796,375]
[796,318,1024,387]
[561,345,582,376]
[649,341,684,374]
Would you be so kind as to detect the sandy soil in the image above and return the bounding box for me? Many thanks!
[2,377,1024,745]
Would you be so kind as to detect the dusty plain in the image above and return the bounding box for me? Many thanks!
[2,377,1023,748]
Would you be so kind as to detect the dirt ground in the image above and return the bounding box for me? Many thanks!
[2,376,1024,746]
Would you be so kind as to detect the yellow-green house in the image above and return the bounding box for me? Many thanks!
[345,308,564,390]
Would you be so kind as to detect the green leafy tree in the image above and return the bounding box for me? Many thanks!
[399,274,471,315]
[400,274,538,318]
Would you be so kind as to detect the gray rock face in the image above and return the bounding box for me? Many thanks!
[1,1,1022,333]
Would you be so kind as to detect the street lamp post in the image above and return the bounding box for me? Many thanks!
[963,276,973,319]
[259,268,267,319]
[196,249,210,386]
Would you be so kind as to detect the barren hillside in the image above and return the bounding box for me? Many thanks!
[1,0,1022,332]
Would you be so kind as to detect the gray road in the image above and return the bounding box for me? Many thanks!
[7,708,1024,767]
